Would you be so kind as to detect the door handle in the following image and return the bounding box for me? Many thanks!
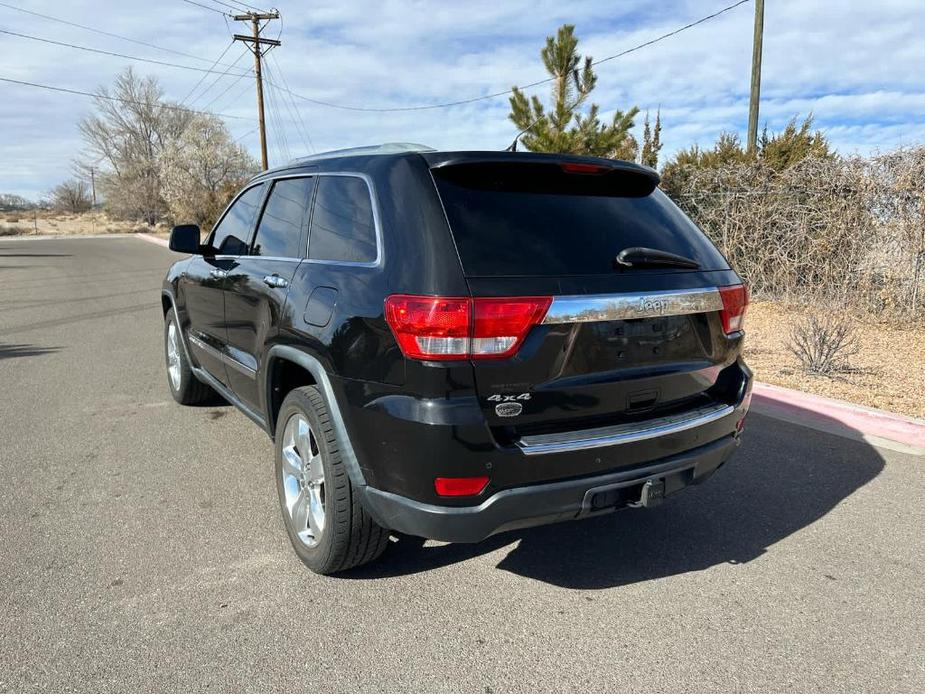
[263,274,289,289]
[210,268,228,279]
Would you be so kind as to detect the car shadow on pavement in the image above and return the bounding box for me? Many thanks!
[344,411,885,588]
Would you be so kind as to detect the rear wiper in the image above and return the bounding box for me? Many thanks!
[613,246,700,270]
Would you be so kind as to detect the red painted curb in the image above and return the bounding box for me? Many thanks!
[752,382,925,450]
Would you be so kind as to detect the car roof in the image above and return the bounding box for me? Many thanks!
[251,144,659,184]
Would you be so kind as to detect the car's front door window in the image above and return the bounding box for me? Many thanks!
[210,184,265,255]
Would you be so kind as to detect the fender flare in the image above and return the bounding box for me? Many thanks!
[161,288,196,366]
[264,345,369,490]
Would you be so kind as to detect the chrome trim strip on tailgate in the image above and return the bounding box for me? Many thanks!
[515,402,735,456]
[541,287,723,324]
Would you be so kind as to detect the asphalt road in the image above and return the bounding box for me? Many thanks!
[1,236,923,693]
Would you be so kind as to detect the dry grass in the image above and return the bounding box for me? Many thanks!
[745,300,925,418]
[0,210,169,237]
[674,149,925,318]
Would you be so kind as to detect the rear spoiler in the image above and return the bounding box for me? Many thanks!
[423,151,659,197]
[421,151,660,186]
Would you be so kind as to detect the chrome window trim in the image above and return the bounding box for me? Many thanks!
[516,402,735,456]
[304,171,383,268]
[188,333,257,379]
[212,255,302,263]
[210,171,383,266]
[542,287,723,325]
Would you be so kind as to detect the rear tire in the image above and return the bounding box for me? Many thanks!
[164,308,213,405]
[275,385,389,574]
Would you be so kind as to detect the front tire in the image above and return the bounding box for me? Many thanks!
[275,385,389,574]
[164,308,213,405]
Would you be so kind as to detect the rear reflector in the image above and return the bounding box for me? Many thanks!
[718,284,748,334]
[434,476,490,497]
[385,295,551,360]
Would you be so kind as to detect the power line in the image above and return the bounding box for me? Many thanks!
[265,0,752,113]
[0,1,220,65]
[262,56,290,162]
[0,28,252,78]
[179,0,232,16]
[1,0,750,117]
[201,65,254,113]
[234,127,258,143]
[266,54,314,154]
[179,41,235,106]
[270,53,315,153]
[225,0,272,14]
[187,47,252,108]
[0,75,255,120]
[206,0,271,14]
[264,12,314,152]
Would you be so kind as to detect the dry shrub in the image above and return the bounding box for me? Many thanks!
[0,226,28,236]
[6,216,20,223]
[787,313,860,375]
[670,147,925,319]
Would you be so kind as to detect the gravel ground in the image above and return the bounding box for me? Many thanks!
[745,300,925,418]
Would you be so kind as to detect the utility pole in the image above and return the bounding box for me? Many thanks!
[90,167,96,207]
[746,0,765,154]
[233,11,281,171]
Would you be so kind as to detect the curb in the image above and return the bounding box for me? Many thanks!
[136,233,169,248]
[751,382,925,455]
[0,233,134,241]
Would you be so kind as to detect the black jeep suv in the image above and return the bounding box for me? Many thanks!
[162,144,752,574]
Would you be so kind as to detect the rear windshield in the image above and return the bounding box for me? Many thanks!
[432,163,729,277]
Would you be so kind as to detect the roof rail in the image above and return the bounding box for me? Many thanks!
[289,142,435,165]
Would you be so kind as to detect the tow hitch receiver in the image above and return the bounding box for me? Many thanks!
[638,478,666,507]
[583,473,676,515]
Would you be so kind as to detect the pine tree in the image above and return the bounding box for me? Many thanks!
[640,109,662,169]
[508,25,640,159]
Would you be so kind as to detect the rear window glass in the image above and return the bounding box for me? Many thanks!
[308,176,377,264]
[432,163,729,276]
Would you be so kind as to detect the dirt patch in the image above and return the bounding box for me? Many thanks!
[745,300,925,418]
[0,211,169,237]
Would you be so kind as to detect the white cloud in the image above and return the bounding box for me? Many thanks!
[1,0,923,199]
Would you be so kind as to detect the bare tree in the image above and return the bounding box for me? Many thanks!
[50,179,92,213]
[79,68,192,225]
[78,68,257,228]
[160,113,258,228]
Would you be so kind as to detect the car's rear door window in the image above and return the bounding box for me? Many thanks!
[432,163,729,276]
[252,177,314,258]
[308,176,377,264]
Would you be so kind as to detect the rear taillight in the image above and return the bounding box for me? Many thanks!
[718,284,748,334]
[384,295,551,361]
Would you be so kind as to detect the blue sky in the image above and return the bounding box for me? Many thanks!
[1,0,924,199]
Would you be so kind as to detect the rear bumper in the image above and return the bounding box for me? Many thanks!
[359,433,740,543]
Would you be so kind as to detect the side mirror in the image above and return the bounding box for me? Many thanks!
[168,224,202,254]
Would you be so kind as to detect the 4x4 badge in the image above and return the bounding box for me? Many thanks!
[495,402,523,417]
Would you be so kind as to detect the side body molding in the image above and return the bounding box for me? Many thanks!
[264,345,369,490]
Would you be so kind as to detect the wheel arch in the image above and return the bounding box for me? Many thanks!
[161,289,195,367]
[264,345,369,490]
